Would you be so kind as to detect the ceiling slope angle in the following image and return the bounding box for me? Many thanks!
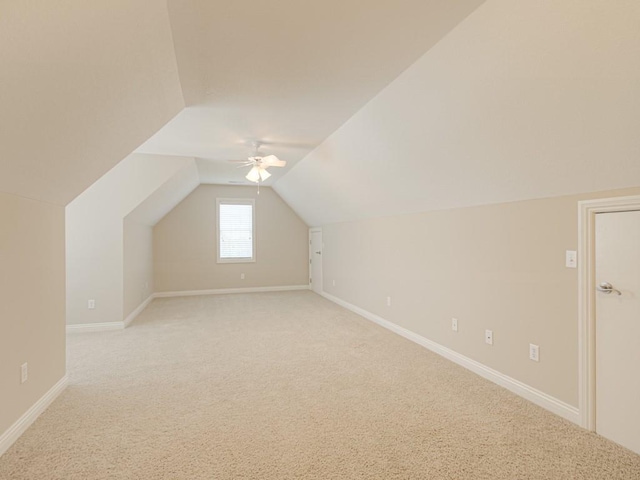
[126,159,200,227]
[274,0,640,227]
[136,0,486,186]
[0,1,185,205]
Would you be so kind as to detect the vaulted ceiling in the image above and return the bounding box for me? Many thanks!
[274,0,640,225]
[2,1,640,228]
[136,0,485,185]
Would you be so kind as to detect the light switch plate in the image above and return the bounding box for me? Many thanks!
[452,318,458,332]
[565,250,577,268]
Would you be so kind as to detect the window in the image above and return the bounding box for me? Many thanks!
[216,198,255,263]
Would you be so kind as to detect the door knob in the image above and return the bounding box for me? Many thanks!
[597,282,622,296]
[315,251,321,255]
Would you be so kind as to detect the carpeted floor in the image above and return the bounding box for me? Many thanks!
[1,291,639,479]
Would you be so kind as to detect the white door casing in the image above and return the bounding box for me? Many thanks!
[578,195,640,436]
[594,210,640,455]
[309,229,322,294]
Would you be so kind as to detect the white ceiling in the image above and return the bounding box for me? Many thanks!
[126,160,200,227]
[5,0,638,229]
[275,0,640,226]
[136,0,485,185]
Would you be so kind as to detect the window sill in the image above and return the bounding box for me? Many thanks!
[217,258,256,264]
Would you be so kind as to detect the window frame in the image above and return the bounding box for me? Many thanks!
[216,198,256,264]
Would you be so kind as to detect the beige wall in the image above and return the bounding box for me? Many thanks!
[0,1,184,205]
[123,220,154,318]
[0,192,65,434]
[322,187,640,407]
[66,154,195,325]
[154,185,309,292]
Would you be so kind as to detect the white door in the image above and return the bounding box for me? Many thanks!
[595,210,640,455]
[310,230,323,294]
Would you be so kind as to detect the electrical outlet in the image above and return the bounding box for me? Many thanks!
[88,299,95,310]
[451,317,458,332]
[240,273,245,280]
[529,343,540,362]
[21,363,28,384]
[565,250,577,268]
[332,279,336,287]
[485,329,493,345]
[386,296,392,307]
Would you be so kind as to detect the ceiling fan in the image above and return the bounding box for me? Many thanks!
[229,142,286,183]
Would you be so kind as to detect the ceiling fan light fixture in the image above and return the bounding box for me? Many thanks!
[259,168,271,181]
[246,166,261,183]
[230,145,287,184]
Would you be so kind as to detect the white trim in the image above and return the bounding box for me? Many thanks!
[216,197,256,264]
[67,289,309,330]
[577,194,640,430]
[66,322,124,333]
[153,285,310,298]
[0,375,68,457]
[309,228,323,293]
[123,294,154,327]
[320,291,580,425]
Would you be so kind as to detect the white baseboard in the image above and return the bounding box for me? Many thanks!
[154,285,310,298]
[67,288,310,331]
[123,294,154,327]
[66,322,124,333]
[0,375,68,457]
[320,292,580,425]
[68,295,153,332]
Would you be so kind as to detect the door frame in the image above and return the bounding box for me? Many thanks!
[578,194,640,430]
[309,228,322,293]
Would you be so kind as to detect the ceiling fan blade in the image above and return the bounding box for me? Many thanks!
[228,159,251,163]
[260,155,287,167]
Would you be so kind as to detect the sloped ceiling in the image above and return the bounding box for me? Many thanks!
[0,1,185,205]
[274,0,640,226]
[5,0,639,226]
[126,160,200,227]
[135,0,485,186]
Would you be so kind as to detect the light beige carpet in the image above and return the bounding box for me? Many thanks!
[1,291,639,479]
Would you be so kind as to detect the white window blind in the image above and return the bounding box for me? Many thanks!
[218,201,254,261]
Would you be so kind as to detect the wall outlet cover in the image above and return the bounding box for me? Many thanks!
[485,329,493,345]
[21,363,28,384]
[529,343,540,362]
